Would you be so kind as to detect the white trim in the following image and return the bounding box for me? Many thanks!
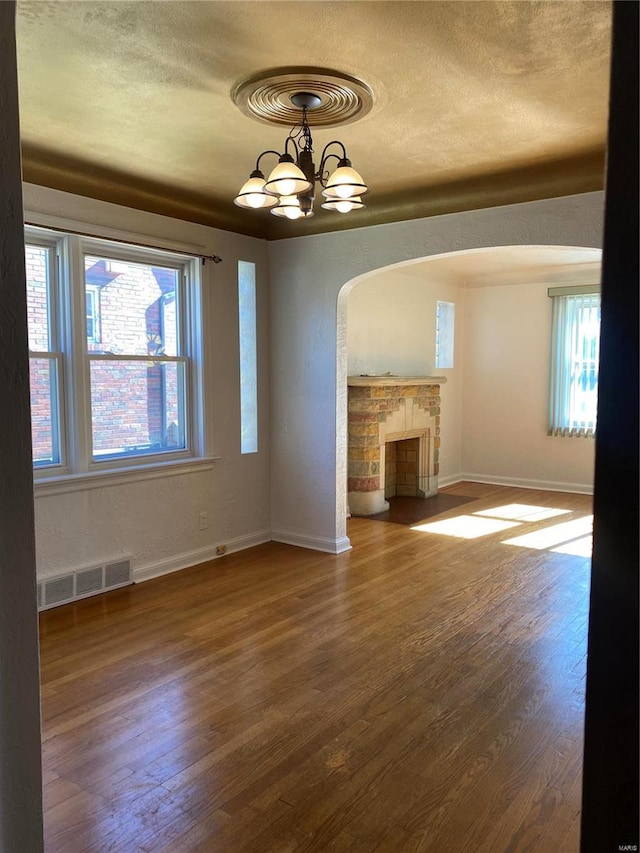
[24,210,208,259]
[437,475,465,490]
[271,530,352,554]
[27,224,214,489]
[457,472,594,495]
[133,530,272,583]
[34,456,219,497]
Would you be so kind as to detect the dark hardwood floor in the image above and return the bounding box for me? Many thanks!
[39,483,593,852]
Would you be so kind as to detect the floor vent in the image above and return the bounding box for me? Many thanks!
[38,558,132,611]
[44,574,74,607]
[105,559,132,589]
[76,566,104,596]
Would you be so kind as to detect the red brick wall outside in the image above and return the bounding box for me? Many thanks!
[27,246,183,464]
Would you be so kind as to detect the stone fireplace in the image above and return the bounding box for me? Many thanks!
[347,376,446,516]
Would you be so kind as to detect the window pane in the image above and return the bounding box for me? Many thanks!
[29,358,61,466]
[549,292,600,436]
[435,300,455,369]
[238,260,258,454]
[26,245,51,351]
[84,256,179,356]
[567,301,600,428]
[86,286,100,343]
[89,360,186,459]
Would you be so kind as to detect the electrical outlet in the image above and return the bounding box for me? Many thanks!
[198,512,208,531]
[216,545,227,556]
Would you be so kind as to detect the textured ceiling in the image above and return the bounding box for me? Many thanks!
[391,245,602,285]
[16,1,612,240]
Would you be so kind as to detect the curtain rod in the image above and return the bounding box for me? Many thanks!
[24,221,222,264]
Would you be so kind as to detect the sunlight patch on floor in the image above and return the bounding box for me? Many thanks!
[474,504,572,522]
[552,535,593,557]
[411,515,521,539]
[502,515,593,550]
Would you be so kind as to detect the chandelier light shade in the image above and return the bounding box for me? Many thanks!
[233,90,369,220]
[263,155,313,197]
[271,195,310,219]
[321,197,365,213]
[321,162,369,200]
[233,170,278,209]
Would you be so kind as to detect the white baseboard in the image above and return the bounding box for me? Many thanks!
[456,473,594,495]
[271,530,352,554]
[437,475,465,489]
[134,530,272,583]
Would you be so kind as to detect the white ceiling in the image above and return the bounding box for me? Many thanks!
[386,245,602,286]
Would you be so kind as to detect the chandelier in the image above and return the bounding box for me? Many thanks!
[234,92,369,220]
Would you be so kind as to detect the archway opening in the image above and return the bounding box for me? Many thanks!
[336,244,601,538]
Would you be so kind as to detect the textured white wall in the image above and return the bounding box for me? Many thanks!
[269,192,604,550]
[346,269,464,484]
[23,184,271,580]
[24,187,604,569]
[461,279,595,490]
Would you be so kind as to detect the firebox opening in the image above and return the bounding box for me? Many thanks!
[385,437,424,499]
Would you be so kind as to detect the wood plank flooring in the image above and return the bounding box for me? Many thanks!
[39,483,593,852]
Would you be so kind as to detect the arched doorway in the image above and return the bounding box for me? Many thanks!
[337,245,601,541]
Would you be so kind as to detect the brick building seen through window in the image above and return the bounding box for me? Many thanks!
[27,245,185,465]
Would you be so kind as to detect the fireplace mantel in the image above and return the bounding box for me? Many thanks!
[348,375,447,387]
[347,376,446,516]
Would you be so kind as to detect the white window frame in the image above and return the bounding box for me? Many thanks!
[26,236,65,469]
[548,284,600,438]
[26,223,215,491]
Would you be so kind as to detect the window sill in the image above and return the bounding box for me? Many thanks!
[33,456,220,497]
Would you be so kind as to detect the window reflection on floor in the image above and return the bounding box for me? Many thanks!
[552,535,593,557]
[411,515,521,539]
[411,501,593,556]
[502,515,593,551]
[474,503,572,522]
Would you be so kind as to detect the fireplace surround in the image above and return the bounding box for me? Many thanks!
[347,376,446,516]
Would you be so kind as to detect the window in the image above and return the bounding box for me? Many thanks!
[26,227,206,478]
[238,261,258,454]
[85,285,100,343]
[548,286,600,437]
[435,300,455,369]
[26,241,63,467]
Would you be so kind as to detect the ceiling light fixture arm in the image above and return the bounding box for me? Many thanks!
[315,151,341,186]
[317,141,351,186]
[253,149,282,176]
[283,137,300,161]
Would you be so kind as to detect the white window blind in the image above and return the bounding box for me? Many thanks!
[548,287,600,437]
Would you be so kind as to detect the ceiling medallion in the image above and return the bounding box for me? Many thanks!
[232,68,373,221]
[231,66,374,127]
